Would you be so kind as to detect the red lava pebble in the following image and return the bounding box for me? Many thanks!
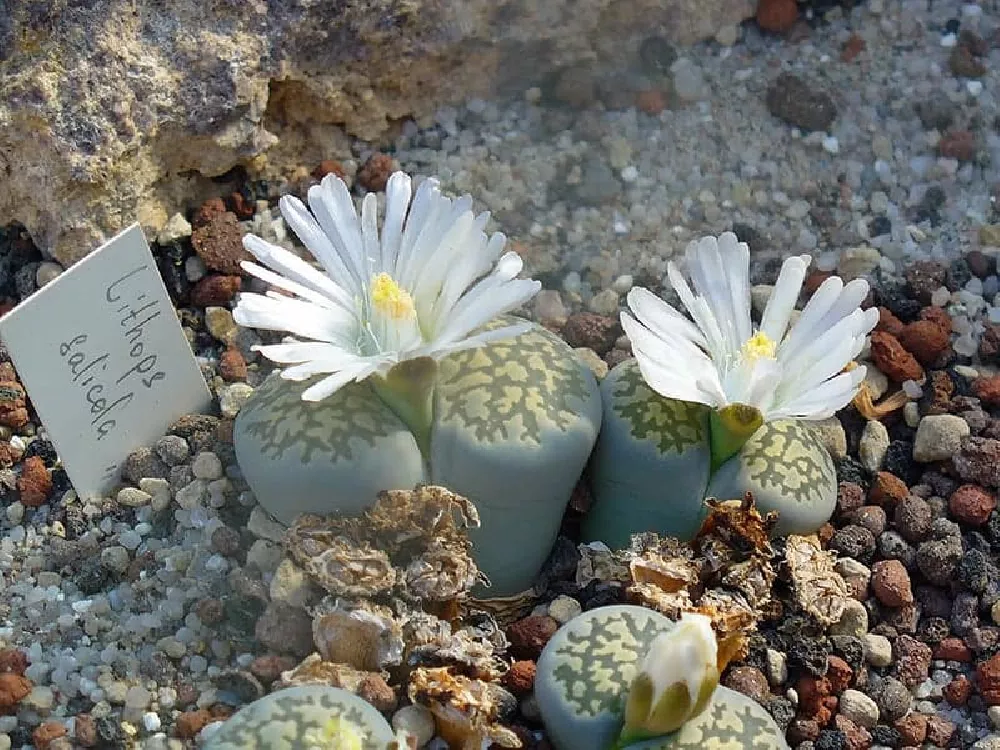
[933,637,972,662]
[840,34,866,62]
[974,374,1000,407]
[18,455,52,507]
[926,715,956,747]
[871,559,913,607]
[0,381,29,430]
[507,615,559,660]
[870,471,909,508]
[32,722,67,750]
[191,197,228,228]
[876,307,905,336]
[825,655,853,692]
[756,0,798,33]
[942,674,971,705]
[938,130,976,162]
[190,274,242,307]
[227,191,256,220]
[219,347,248,382]
[0,672,32,710]
[175,709,213,739]
[635,88,667,115]
[918,305,953,334]
[894,713,928,746]
[949,484,997,526]
[504,660,537,694]
[897,320,950,365]
[191,212,251,275]
[0,648,28,675]
[357,153,394,192]
[870,331,924,382]
[312,160,347,181]
[977,652,1000,705]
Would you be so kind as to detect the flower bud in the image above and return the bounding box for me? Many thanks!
[617,613,721,745]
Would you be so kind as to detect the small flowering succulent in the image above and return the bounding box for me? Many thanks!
[622,232,878,469]
[534,606,788,750]
[232,171,601,596]
[234,171,540,402]
[586,232,875,544]
[615,613,732,747]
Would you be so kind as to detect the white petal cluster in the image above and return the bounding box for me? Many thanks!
[233,172,541,401]
[622,232,879,421]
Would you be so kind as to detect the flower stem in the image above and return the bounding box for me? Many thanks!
[708,404,763,475]
[370,357,437,465]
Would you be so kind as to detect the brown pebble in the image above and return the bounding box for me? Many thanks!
[312,160,346,181]
[33,722,67,750]
[561,313,622,355]
[826,655,853,693]
[894,634,932,687]
[722,666,770,703]
[834,714,871,750]
[227,191,255,220]
[978,652,1000,704]
[635,89,667,115]
[191,212,251,275]
[190,275,242,307]
[918,305,952,335]
[876,307,905,336]
[507,615,559,660]
[926,715,955,747]
[357,673,396,713]
[949,44,987,77]
[0,441,22,468]
[974,374,1000,407]
[870,471,909,508]
[837,481,865,515]
[967,250,995,279]
[981,323,1000,361]
[0,672,31,709]
[933,637,972,662]
[193,597,225,625]
[897,320,949,366]
[949,484,997,525]
[357,153,394,192]
[871,559,913,607]
[249,654,298,684]
[18,455,52,507]
[756,0,798,33]
[0,381,28,430]
[870,331,924,382]
[0,647,27,675]
[504,660,537,694]
[943,674,971,705]
[938,130,977,162]
[191,198,228,228]
[895,713,928,745]
[175,709,212,739]
[788,718,821,744]
[219,347,248,382]
[840,34,866,63]
[74,714,97,746]
[851,505,887,536]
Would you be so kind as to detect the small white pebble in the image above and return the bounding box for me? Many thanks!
[968,80,984,96]
[142,712,162,732]
[822,136,840,154]
[620,165,639,182]
[941,32,958,47]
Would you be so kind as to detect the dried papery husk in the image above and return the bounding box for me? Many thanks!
[311,599,404,671]
[784,535,851,626]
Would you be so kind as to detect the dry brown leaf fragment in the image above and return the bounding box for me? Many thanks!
[694,493,778,554]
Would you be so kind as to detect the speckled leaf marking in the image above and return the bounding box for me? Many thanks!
[740,421,835,506]
[549,610,668,718]
[208,691,386,749]
[435,318,594,445]
[610,360,707,455]
[649,698,787,749]
[238,374,402,463]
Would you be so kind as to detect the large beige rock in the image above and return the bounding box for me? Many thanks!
[0,0,754,266]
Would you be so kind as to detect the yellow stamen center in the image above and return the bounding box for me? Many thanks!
[370,273,416,320]
[741,331,777,363]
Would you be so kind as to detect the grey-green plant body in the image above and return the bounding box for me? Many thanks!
[534,605,789,750]
[235,316,601,596]
[201,685,396,750]
[585,358,836,548]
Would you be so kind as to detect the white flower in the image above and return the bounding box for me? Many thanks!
[619,613,721,742]
[233,171,541,401]
[621,232,879,422]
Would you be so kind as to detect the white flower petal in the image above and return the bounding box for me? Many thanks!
[233,293,356,346]
[278,196,359,294]
[760,254,809,344]
[301,361,384,402]
[242,236,355,311]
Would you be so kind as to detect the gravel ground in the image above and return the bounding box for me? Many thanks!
[3,0,1000,748]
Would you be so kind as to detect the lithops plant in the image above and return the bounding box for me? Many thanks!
[201,685,398,750]
[585,233,878,546]
[232,171,600,596]
[534,605,788,750]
